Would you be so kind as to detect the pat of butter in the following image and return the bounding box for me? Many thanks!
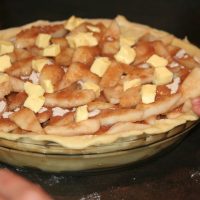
[114,45,136,64]
[64,16,84,31]
[141,84,157,104]
[82,81,100,97]
[90,57,111,77]
[32,59,50,72]
[75,105,88,122]
[66,32,98,48]
[24,82,45,97]
[43,44,60,57]
[120,35,136,47]
[153,67,173,85]
[35,33,51,48]
[86,25,100,33]
[147,54,168,68]
[123,78,141,91]
[0,41,14,55]
[41,79,54,93]
[24,96,45,113]
[0,73,9,84]
[0,55,12,72]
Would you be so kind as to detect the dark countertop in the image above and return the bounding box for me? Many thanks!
[0,0,200,199]
[0,124,200,200]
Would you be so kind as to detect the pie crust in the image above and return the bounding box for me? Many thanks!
[0,15,199,150]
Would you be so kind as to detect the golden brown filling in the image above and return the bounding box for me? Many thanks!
[0,16,200,136]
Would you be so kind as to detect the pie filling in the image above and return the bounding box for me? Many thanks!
[0,16,200,137]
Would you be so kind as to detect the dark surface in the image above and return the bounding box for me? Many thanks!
[0,124,200,200]
[0,0,200,199]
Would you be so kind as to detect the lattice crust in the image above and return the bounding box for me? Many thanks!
[0,15,199,149]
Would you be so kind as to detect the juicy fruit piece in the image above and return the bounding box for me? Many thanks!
[7,92,27,111]
[153,67,173,85]
[58,62,99,90]
[0,41,14,55]
[114,45,136,64]
[24,82,45,97]
[141,84,157,104]
[55,48,74,66]
[72,46,99,66]
[39,64,64,90]
[147,54,168,68]
[100,61,123,88]
[75,105,89,122]
[90,57,111,77]
[43,44,61,57]
[82,81,100,97]
[6,57,32,77]
[44,89,96,108]
[120,86,141,108]
[9,108,44,133]
[0,55,11,72]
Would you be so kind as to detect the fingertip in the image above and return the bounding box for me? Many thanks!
[192,98,200,105]
[192,106,200,116]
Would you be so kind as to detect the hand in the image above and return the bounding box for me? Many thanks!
[0,169,52,200]
[192,98,200,116]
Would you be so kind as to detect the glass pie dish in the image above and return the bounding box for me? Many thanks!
[0,15,200,172]
[0,120,197,172]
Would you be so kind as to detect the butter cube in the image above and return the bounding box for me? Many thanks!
[123,78,141,91]
[32,59,50,72]
[24,82,45,97]
[0,55,12,72]
[43,44,60,57]
[35,33,51,48]
[120,35,136,47]
[0,73,9,84]
[147,54,168,68]
[114,45,136,64]
[82,81,100,97]
[86,25,100,33]
[64,16,84,31]
[0,41,14,55]
[41,79,54,93]
[66,32,98,48]
[141,84,157,104]
[153,67,173,85]
[90,57,111,77]
[75,105,88,122]
[24,96,45,113]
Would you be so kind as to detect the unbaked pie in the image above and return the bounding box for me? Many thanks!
[0,15,199,149]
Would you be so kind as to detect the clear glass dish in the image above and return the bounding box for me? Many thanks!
[0,121,198,172]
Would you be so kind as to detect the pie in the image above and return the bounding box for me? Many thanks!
[0,15,199,150]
